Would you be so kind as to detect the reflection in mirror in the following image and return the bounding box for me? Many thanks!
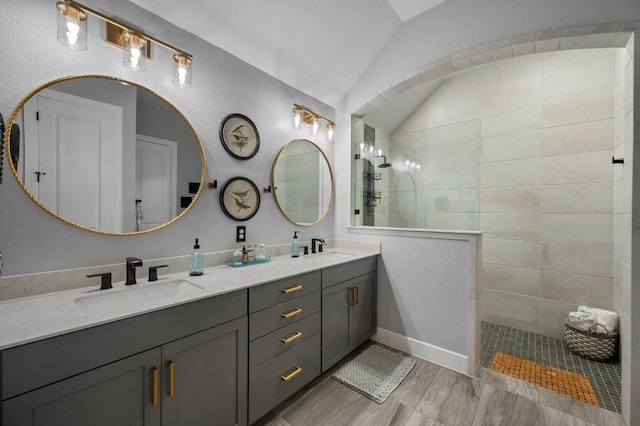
[6,75,205,235]
[272,139,333,227]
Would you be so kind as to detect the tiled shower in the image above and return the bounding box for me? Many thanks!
[352,44,635,411]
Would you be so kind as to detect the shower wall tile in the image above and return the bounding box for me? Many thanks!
[423,188,479,213]
[541,85,615,128]
[541,118,614,156]
[542,52,615,98]
[541,242,613,277]
[540,213,613,245]
[482,263,539,296]
[480,213,540,241]
[540,270,613,308]
[481,186,539,213]
[422,164,479,190]
[540,182,613,213]
[421,138,480,166]
[541,151,613,185]
[478,74,541,115]
[480,158,540,187]
[539,298,578,332]
[541,48,612,72]
[481,130,541,162]
[483,238,540,269]
[481,103,542,137]
[480,289,539,325]
[422,212,480,231]
[421,91,478,126]
[476,53,541,87]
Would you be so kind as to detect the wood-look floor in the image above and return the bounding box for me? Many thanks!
[254,342,626,426]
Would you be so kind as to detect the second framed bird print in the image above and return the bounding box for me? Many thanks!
[219,113,260,159]
[220,177,260,221]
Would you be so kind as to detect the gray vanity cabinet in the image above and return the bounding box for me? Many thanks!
[3,348,162,426]
[1,289,248,426]
[321,257,377,372]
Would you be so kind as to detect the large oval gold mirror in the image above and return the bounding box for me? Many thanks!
[272,139,334,226]
[5,75,206,235]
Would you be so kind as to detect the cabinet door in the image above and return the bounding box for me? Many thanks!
[351,272,377,347]
[161,316,248,426]
[3,348,161,426]
[321,280,352,372]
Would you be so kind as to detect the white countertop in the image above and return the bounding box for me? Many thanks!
[0,248,378,351]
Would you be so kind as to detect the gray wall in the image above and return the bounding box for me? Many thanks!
[0,0,334,276]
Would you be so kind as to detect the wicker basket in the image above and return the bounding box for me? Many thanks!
[564,320,618,361]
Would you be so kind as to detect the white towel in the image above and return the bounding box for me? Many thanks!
[567,311,594,331]
[574,306,618,333]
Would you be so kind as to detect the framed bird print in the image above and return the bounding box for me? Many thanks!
[219,113,260,159]
[220,177,260,221]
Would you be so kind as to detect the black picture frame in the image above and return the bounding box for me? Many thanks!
[219,176,260,221]
[219,113,260,160]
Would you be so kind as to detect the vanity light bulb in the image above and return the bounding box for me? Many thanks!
[405,160,410,166]
[377,149,382,156]
[56,1,87,51]
[369,146,374,154]
[173,54,192,88]
[294,111,302,128]
[416,164,421,171]
[327,124,334,141]
[312,118,320,135]
[360,142,365,150]
[123,31,146,72]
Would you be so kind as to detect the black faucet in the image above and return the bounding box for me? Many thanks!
[311,238,326,254]
[125,257,143,285]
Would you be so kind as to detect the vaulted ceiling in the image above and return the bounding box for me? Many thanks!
[129,0,448,107]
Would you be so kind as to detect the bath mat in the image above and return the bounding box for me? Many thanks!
[489,352,599,407]
[332,344,415,404]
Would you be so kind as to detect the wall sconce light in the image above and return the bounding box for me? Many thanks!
[56,1,87,50]
[55,1,193,87]
[292,104,336,141]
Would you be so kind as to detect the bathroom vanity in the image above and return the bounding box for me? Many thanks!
[0,249,377,426]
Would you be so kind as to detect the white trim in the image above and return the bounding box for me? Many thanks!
[371,327,470,376]
[347,225,482,241]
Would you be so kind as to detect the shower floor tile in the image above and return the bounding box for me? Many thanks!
[480,321,622,413]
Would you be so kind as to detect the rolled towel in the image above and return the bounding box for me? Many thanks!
[590,308,618,333]
[567,311,594,331]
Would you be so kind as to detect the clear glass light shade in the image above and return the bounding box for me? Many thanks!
[312,117,320,135]
[56,1,87,50]
[327,124,335,141]
[173,54,192,88]
[293,109,302,128]
[123,31,147,71]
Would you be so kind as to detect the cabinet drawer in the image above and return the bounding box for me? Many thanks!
[249,270,321,313]
[322,256,377,288]
[249,291,320,340]
[249,312,321,368]
[249,333,320,424]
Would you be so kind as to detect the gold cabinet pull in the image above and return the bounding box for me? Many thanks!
[168,360,175,397]
[350,287,356,306]
[281,284,303,294]
[281,331,303,344]
[280,366,303,382]
[281,308,302,319]
[354,286,359,305]
[151,367,159,407]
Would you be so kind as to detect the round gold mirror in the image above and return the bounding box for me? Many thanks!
[5,75,206,235]
[271,139,334,226]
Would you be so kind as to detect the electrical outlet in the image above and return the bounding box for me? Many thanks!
[236,226,246,242]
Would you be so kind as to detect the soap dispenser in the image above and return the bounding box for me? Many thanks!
[291,231,300,258]
[189,238,204,276]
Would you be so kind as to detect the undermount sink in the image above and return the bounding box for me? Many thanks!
[74,279,204,315]
[307,251,354,261]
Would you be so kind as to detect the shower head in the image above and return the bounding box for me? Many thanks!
[375,155,392,168]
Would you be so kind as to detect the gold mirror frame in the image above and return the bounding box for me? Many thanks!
[5,74,207,236]
[271,139,334,227]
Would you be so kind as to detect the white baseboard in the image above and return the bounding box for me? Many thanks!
[371,327,470,375]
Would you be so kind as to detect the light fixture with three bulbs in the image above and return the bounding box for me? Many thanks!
[56,1,193,88]
[292,104,336,141]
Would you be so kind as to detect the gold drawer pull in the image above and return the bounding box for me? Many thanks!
[281,308,302,319]
[354,286,359,306]
[281,366,303,382]
[281,331,303,344]
[168,360,175,397]
[151,367,159,407]
[281,284,303,294]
